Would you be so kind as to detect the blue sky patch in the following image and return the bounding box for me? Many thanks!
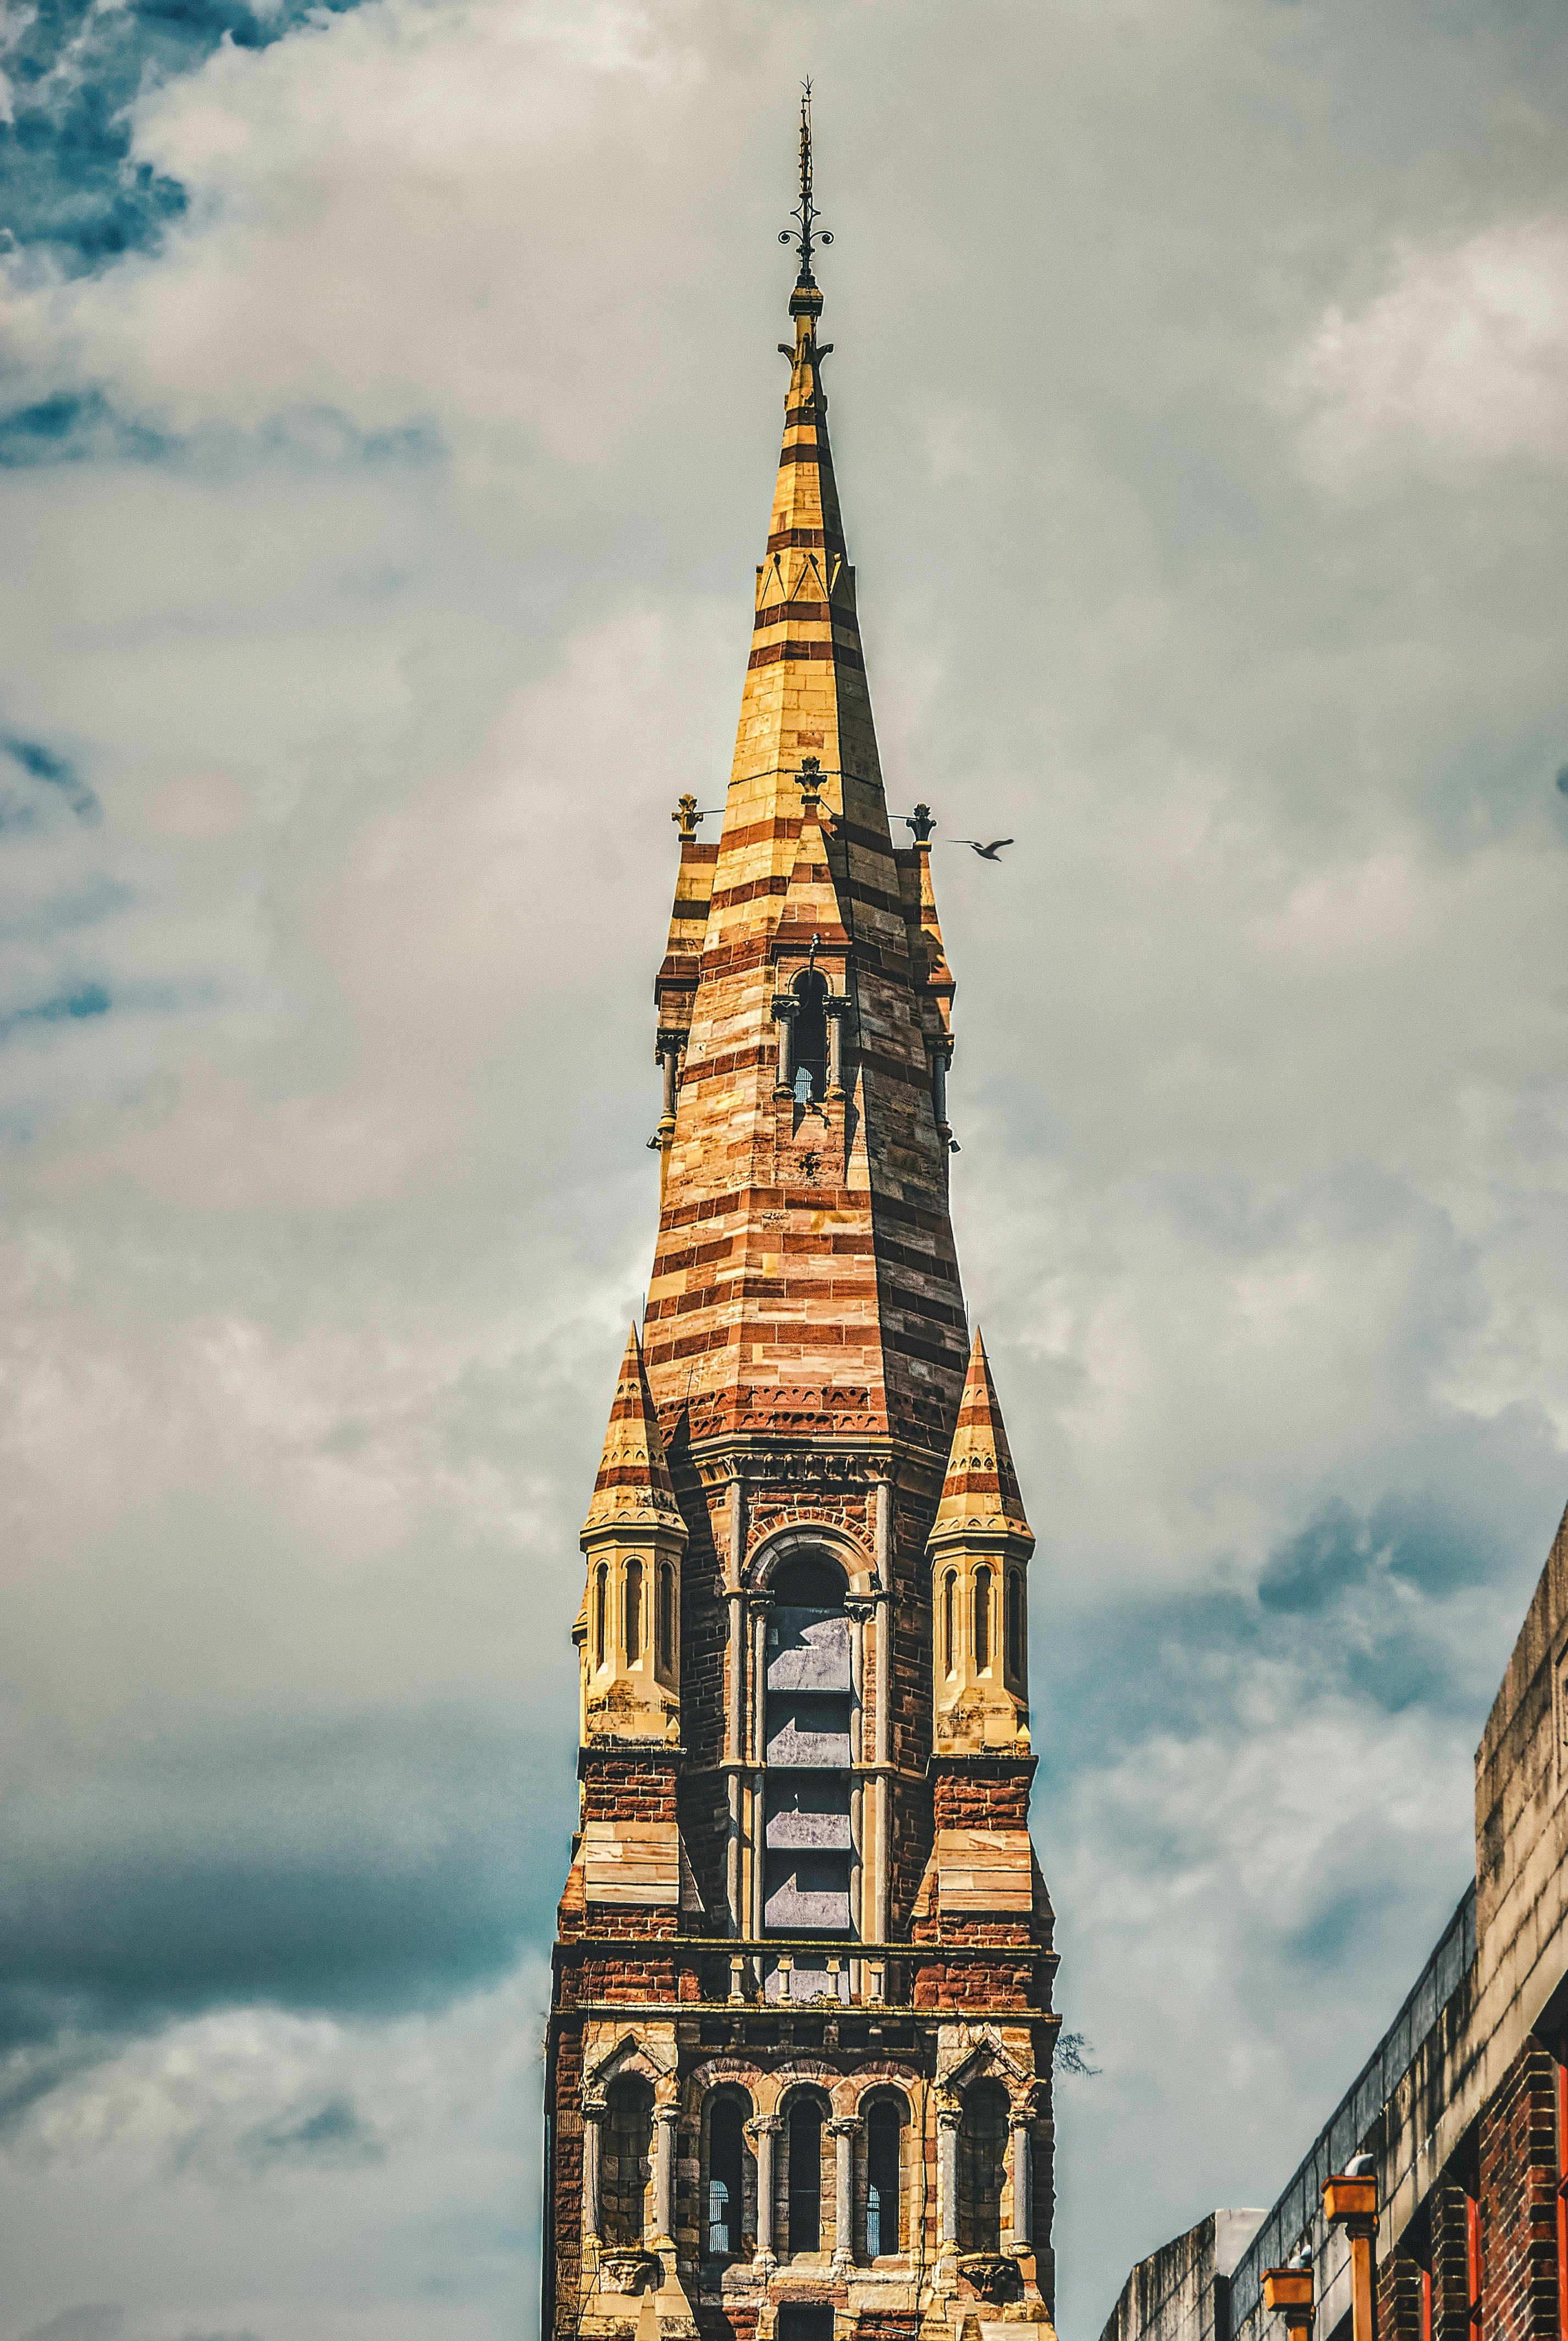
[0,733,101,821]
[0,391,174,468]
[1,0,371,274]
[0,982,111,1042]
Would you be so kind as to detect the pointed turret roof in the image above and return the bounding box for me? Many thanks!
[931,1329,1034,1543]
[582,1325,687,1540]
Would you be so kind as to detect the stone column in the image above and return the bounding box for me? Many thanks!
[873,1481,893,1944]
[750,1595,773,1939]
[937,2097,962,2250]
[652,2103,678,2245]
[582,2096,605,2239]
[725,1567,747,1937]
[748,2115,782,2268]
[772,997,798,1096]
[1008,2111,1033,2248]
[825,993,851,1099]
[846,1595,872,1965]
[829,2116,862,2273]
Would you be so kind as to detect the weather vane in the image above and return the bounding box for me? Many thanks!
[779,79,832,283]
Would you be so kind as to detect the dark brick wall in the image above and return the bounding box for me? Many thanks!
[1478,2045,1559,2341]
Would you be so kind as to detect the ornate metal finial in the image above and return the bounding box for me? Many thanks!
[672,792,701,838]
[906,803,937,842]
[797,754,824,813]
[779,80,832,284]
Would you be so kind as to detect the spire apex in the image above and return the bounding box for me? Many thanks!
[779,79,832,295]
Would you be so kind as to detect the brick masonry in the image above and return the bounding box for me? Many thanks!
[543,159,1057,2341]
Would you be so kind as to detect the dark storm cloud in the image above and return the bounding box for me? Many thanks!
[0,0,371,272]
[0,1713,567,2079]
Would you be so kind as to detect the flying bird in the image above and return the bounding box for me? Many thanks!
[954,837,1014,861]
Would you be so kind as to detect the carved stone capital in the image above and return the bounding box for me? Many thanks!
[825,2116,863,2139]
[598,2248,662,2296]
[746,2114,784,2140]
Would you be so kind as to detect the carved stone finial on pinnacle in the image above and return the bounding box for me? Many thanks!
[672,792,701,839]
[907,802,937,842]
[797,755,824,815]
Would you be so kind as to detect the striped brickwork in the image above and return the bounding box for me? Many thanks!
[546,224,1058,2341]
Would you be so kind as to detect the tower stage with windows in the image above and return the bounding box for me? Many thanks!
[543,97,1059,2341]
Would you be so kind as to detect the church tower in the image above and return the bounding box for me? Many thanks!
[543,96,1060,2341]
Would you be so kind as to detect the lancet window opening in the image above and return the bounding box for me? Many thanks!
[656,1560,676,1680]
[625,1557,644,1665]
[942,1570,956,1677]
[864,2093,906,2259]
[792,968,829,1102]
[602,2075,654,2245]
[1006,1567,1024,1686]
[594,1564,608,1671]
[957,2080,1009,2254]
[973,1565,992,1674]
[704,2092,749,2260]
[786,2091,826,2256]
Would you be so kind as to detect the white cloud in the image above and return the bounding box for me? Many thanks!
[3,3,1568,2338]
[1288,220,1568,481]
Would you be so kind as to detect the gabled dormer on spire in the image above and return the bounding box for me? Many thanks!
[577,1324,687,1745]
[929,1328,1036,1753]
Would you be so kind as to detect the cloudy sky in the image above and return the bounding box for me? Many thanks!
[3,1,1568,2335]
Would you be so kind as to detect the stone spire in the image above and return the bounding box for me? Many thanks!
[582,1324,686,1537]
[641,109,968,1453]
[931,1328,1033,1542]
[929,1328,1036,1754]
[576,1326,687,1747]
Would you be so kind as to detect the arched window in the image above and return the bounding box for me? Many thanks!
[625,1558,643,1664]
[594,1564,608,1671]
[942,1570,957,1676]
[603,2075,654,2244]
[791,969,829,1101]
[764,1555,852,1941]
[1006,1569,1023,1683]
[706,2096,746,2258]
[973,1565,992,1672]
[958,2081,1008,2252]
[657,1560,676,1677]
[865,2096,904,2259]
[787,2094,824,2254]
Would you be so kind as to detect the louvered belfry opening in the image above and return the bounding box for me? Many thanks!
[763,1555,852,1936]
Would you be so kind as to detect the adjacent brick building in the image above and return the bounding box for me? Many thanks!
[542,106,1059,2341]
[1100,1501,1568,2341]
